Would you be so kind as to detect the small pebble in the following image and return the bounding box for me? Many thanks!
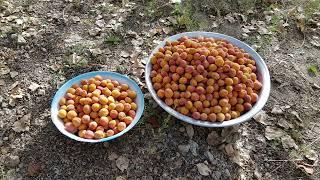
[185,125,194,138]
[5,155,20,167]
[178,144,190,154]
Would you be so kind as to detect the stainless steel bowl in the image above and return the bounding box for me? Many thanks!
[145,32,271,127]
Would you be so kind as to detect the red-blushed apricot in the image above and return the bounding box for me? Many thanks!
[191,112,200,119]
[123,103,131,112]
[72,117,82,128]
[179,107,189,115]
[221,106,229,113]
[118,112,126,121]
[253,81,262,90]
[236,104,244,112]
[66,99,75,105]
[219,89,228,97]
[109,110,118,119]
[90,111,98,119]
[212,105,222,113]
[84,130,94,139]
[88,121,98,131]
[59,98,66,106]
[125,97,133,103]
[58,109,67,119]
[115,103,124,112]
[243,102,252,111]
[164,88,174,98]
[78,130,86,138]
[203,108,211,114]
[130,103,137,110]
[99,96,108,105]
[185,101,193,109]
[210,99,218,106]
[251,93,258,103]
[165,98,174,106]
[230,111,238,119]
[194,101,203,109]
[106,129,115,137]
[65,122,77,133]
[208,113,217,122]
[157,89,165,98]
[102,88,112,96]
[91,96,99,103]
[224,113,231,120]
[96,126,104,131]
[81,115,90,124]
[67,110,77,120]
[219,99,229,107]
[128,110,136,118]
[99,116,109,127]
[108,103,116,111]
[200,113,208,120]
[108,120,117,129]
[123,116,133,125]
[98,108,109,117]
[91,103,101,112]
[117,122,127,131]
[60,105,67,110]
[128,90,137,99]
[216,113,225,122]
[94,130,105,139]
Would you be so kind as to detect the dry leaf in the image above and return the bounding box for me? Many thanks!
[264,126,285,140]
[281,135,298,150]
[147,117,160,128]
[116,156,129,172]
[207,131,222,146]
[196,163,211,176]
[225,144,235,157]
[27,162,42,176]
[296,161,314,175]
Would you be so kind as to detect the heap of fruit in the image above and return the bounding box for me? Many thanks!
[57,75,137,139]
[150,36,262,122]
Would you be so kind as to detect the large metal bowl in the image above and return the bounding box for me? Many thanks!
[51,71,145,143]
[145,32,271,127]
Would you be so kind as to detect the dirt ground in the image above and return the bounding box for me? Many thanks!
[0,0,320,179]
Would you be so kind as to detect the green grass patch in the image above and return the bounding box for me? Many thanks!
[172,0,199,31]
[308,65,318,75]
[104,35,122,45]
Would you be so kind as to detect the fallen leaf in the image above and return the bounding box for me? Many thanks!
[147,117,160,128]
[29,82,40,92]
[189,140,199,156]
[304,149,318,162]
[296,161,314,175]
[207,131,222,146]
[264,126,285,140]
[253,110,269,125]
[281,135,298,149]
[271,105,284,114]
[185,125,194,138]
[225,144,235,157]
[0,79,4,86]
[27,162,42,176]
[0,64,10,75]
[12,113,31,132]
[116,156,129,172]
[196,163,211,176]
[277,119,294,129]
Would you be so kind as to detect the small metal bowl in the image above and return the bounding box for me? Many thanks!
[51,71,145,143]
[145,32,271,127]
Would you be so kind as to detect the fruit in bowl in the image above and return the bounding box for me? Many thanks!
[145,32,270,127]
[51,71,144,142]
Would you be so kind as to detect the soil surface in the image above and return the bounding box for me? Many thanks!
[0,0,320,179]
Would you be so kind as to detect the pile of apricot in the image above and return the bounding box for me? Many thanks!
[57,75,137,139]
[150,36,262,122]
